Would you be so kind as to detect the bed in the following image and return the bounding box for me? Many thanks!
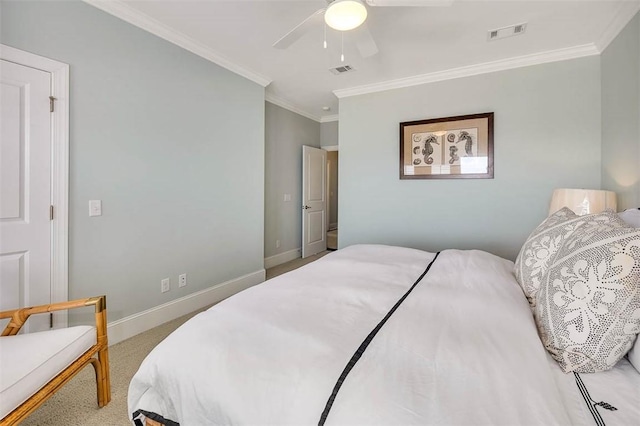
[128,242,640,425]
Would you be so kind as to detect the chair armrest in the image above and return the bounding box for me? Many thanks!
[1,296,107,337]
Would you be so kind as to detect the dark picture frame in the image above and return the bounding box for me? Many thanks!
[399,112,494,179]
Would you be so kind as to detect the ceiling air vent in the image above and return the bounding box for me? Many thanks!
[487,23,527,41]
[329,65,355,75]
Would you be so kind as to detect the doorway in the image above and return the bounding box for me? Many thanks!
[326,149,338,250]
[301,146,327,258]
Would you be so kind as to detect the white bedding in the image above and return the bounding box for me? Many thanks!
[128,245,640,425]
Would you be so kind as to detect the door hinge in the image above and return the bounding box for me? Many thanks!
[50,313,53,328]
[49,96,56,113]
[50,205,54,220]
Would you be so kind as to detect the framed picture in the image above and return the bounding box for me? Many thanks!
[399,112,494,179]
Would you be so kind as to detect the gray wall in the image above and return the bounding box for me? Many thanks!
[264,102,320,259]
[339,57,602,260]
[321,121,339,147]
[601,12,640,210]
[1,1,265,322]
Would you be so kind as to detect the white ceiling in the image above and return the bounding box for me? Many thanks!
[90,0,640,121]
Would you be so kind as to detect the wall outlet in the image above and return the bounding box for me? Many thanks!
[276,240,280,249]
[161,278,170,293]
[89,200,102,217]
[178,273,187,288]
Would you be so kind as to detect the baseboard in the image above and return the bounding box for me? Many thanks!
[264,248,301,269]
[329,223,338,231]
[107,269,265,345]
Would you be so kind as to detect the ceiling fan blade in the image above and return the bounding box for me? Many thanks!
[353,23,379,58]
[365,0,454,6]
[273,8,326,49]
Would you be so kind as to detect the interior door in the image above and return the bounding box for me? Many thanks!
[302,146,327,258]
[0,59,52,333]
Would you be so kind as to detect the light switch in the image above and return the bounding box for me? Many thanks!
[284,194,291,202]
[89,200,102,217]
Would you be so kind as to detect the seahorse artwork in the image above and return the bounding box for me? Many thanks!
[458,131,473,156]
[422,135,440,165]
[449,146,459,164]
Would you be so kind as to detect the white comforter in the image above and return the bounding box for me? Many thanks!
[128,245,640,425]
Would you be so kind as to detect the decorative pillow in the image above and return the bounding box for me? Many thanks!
[514,208,624,308]
[514,208,577,307]
[535,219,640,373]
[619,208,640,228]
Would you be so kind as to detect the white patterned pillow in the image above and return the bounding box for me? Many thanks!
[535,219,640,373]
[514,208,623,308]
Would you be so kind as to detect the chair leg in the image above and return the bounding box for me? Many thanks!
[89,344,111,408]
[99,346,111,405]
[89,358,105,407]
[94,306,111,406]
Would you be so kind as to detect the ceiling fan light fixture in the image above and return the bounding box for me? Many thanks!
[324,0,368,31]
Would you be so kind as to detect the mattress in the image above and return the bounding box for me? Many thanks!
[128,244,640,425]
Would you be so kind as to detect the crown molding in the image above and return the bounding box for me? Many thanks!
[334,44,600,99]
[83,0,636,116]
[596,1,640,52]
[320,115,339,123]
[265,93,322,122]
[82,0,271,87]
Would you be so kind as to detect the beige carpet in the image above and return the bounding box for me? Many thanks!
[21,310,202,426]
[265,250,329,280]
[20,250,329,425]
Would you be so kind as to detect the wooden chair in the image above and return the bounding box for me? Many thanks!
[0,296,111,425]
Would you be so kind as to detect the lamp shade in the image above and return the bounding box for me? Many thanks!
[324,0,368,31]
[548,188,617,216]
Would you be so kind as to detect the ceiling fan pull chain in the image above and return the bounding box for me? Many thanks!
[341,32,345,62]
[324,24,327,49]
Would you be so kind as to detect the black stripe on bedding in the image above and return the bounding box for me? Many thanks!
[574,372,618,426]
[318,252,441,426]
[132,409,180,426]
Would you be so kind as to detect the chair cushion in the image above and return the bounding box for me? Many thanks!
[0,326,96,419]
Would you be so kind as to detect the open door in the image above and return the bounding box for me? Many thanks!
[302,146,327,258]
[1,59,53,333]
[1,46,70,332]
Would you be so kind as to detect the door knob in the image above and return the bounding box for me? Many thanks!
[303,205,311,210]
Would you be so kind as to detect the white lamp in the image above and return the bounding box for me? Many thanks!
[548,188,617,216]
[325,0,368,31]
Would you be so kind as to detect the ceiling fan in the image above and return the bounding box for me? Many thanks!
[273,0,454,59]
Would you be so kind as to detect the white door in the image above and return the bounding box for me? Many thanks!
[302,146,327,258]
[0,59,52,333]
